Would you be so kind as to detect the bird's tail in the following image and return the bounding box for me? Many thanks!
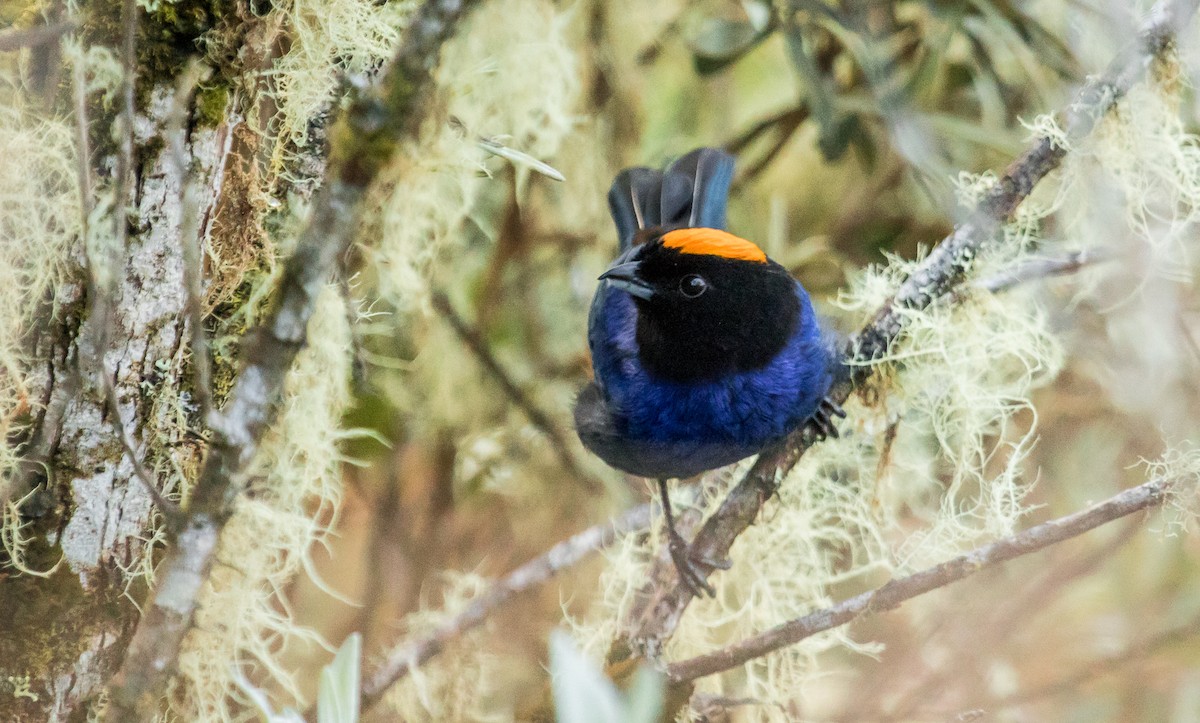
[606,147,736,252]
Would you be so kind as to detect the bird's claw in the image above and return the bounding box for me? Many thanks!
[667,530,728,597]
[808,396,846,440]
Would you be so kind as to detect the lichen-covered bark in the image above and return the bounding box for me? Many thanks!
[0,84,233,721]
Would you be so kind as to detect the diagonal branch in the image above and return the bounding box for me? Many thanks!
[105,1,484,718]
[0,20,74,52]
[619,0,1200,656]
[359,502,654,709]
[431,290,601,493]
[665,474,1182,684]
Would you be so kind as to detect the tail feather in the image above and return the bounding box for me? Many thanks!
[608,167,661,251]
[663,148,735,229]
[606,147,736,251]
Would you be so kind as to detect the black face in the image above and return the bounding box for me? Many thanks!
[613,237,801,383]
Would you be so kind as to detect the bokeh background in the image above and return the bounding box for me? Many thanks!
[273,1,1200,720]
[4,0,1200,720]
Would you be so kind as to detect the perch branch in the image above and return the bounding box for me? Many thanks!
[105,1,483,718]
[430,290,600,493]
[665,474,1182,683]
[360,501,654,709]
[618,0,1200,656]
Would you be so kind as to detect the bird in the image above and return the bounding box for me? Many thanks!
[574,147,845,596]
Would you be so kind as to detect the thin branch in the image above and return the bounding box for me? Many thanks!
[665,475,1181,684]
[99,374,180,518]
[430,290,600,494]
[78,0,178,518]
[2,25,97,506]
[106,1,484,717]
[359,502,653,709]
[978,611,1200,711]
[974,246,1113,294]
[71,33,94,223]
[618,0,1200,657]
[869,520,1141,722]
[164,61,217,424]
[0,20,74,52]
[114,0,136,264]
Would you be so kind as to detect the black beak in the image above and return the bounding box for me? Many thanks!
[599,261,655,300]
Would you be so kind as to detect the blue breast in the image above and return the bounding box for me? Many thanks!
[588,281,832,454]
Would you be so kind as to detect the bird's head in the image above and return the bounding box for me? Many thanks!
[598,227,803,383]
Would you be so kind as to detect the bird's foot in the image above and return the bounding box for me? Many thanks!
[666,528,731,598]
[808,396,847,440]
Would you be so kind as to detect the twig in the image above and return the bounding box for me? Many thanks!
[79,0,177,518]
[164,61,217,424]
[975,247,1113,294]
[100,374,180,518]
[71,33,94,223]
[359,502,654,709]
[114,0,136,262]
[617,0,1200,658]
[1,25,97,506]
[105,1,484,718]
[0,20,74,52]
[723,104,809,154]
[665,475,1180,683]
[978,611,1200,711]
[430,290,600,494]
[863,520,1141,722]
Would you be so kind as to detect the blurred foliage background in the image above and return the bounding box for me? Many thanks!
[269,1,1200,720]
[4,0,1200,719]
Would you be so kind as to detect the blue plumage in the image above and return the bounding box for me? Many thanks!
[575,148,840,481]
[586,280,831,475]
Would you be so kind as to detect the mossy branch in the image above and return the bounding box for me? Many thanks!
[618,0,1200,658]
[105,0,483,718]
[664,473,1181,684]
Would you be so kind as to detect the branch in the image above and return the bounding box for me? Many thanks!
[0,20,74,52]
[359,502,654,709]
[618,0,1200,656]
[83,0,177,518]
[105,0,483,717]
[979,611,1200,711]
[974,246,1113,294]
[665,475,1181,684]
[869,519,1140,722]
[430,290,600,493]
[165,61,217,424]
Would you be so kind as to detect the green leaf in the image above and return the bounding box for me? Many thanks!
[689,16,773,75]
[549,630,624,723]
[625,666,666,723]
[317,633,361,723]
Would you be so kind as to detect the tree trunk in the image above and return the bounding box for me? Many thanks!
[1,26,241,721]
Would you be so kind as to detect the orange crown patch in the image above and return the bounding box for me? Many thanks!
[661,228,767,263]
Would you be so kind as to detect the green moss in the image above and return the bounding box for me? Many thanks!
[0,549,135,719]
[194,83,229,127]
[82,0,238,100]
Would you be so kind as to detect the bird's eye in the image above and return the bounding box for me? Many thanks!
[680,274,708,298]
